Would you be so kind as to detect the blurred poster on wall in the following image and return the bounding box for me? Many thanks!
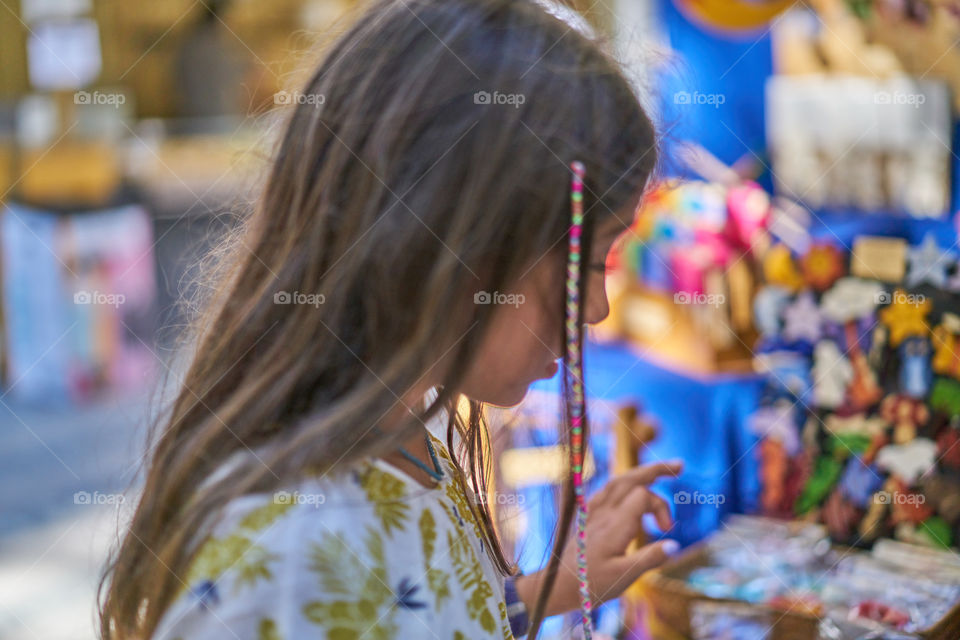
[20,0,91,22]
[1,203,156,404]
[26,18,101,90]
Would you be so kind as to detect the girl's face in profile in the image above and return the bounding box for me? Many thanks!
[459,215,628,407]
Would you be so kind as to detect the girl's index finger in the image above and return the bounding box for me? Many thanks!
[620,460,684,486]
[598,459,684,508]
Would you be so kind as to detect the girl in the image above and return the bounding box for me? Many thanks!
[99,0,682,638]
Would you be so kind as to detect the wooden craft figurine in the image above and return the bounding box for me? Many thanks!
[750,402,800,516]
[935,422,960,470]
[612,404,659,630]
[932,313,960,381]
[899,336,933,399]
[880,394,930,444]
[763,244,805,292]
[844,321,883,411]
[823,488,860,540]
[812,340,854,409]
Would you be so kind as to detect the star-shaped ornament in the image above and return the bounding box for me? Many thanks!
[879,289,931,347]
[906,234,951,288]
[781,290,822,343]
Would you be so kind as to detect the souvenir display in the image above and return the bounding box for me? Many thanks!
[6,0,960,639]
[750,232,960,552]
[613,149,815,369]
[766,74,951,218]
[690,601,772,640]
[767,5,953,219]
[677,516,960,638]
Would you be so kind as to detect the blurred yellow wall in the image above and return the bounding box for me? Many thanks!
[0,0,354,117]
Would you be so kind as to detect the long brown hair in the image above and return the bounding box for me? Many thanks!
[98,0,657,637]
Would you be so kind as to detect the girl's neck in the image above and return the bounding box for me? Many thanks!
[381,430,441,489]
[378,387,443,489]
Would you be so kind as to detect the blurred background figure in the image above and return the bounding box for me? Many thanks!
[173,0,246,130]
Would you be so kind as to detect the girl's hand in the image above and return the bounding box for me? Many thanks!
[515,460,683,617]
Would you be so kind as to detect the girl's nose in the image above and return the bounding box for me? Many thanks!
[584,288,610,326]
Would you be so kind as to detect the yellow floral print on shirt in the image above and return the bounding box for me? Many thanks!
[419,508,452,609]
[301,525,400,640]
[153,433,514,640]
[447,526,497,633]
[359,464,410,535]
[181,499,295,599]
[257,618,281,640]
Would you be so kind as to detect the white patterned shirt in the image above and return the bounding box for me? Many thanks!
[154,432,514,640]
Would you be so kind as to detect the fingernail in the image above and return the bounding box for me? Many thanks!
[662,539,680,556]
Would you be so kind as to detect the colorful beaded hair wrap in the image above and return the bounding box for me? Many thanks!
[566,160,593,638]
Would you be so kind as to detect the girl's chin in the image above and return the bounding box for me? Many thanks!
[466,365,560,408]
[482,384,534,409]
[543,360,559,378]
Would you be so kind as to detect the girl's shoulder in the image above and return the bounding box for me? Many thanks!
[154,451,513,640]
